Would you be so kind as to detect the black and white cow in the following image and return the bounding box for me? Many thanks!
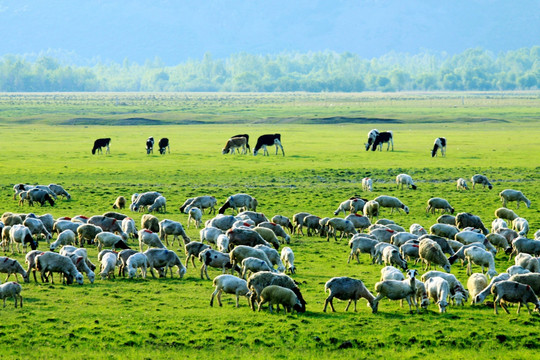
[365,129,379,151]
[232,134,250,151]
[146,137,155,155]
[371,131,393,151]
[253,134,284,156]
[158,138,170,155]
[92,138,111,155]
[432,137,446,157]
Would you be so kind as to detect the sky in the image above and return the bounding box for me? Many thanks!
[1,0,538,65]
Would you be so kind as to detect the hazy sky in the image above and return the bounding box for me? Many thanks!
[1,0,538,64]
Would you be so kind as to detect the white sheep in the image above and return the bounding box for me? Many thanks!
[491,280,540,315]
[374,195,409,215]
[9,224,37,253]
[456,178,469,191]
[210,274,249,307]
[512,217,529,236]
[426,197,454,215]
[464,246,498,278]
[99,251,119,280]
[292,212,310,235]
[382,246,407,270]
[421,270,469,304]
[159,219,190,246]
[23,217,52,243]
[509,237,540,259]
[333,199,356,215]
[76,223,102,247]
[216,234,230,253]
[348,235,378,264]
[0,256,29,283]
[0,282,23,308]
[371,243,397,265]
[257,285,303,314]
[180,195,217,215]
[253,226,281,249]
[323,276,376,312]
[437,214,456,225]
[254,244,285,273]
[372,269,419,313]
[53,220,82,235]
[121,217,138,239]
[491,218,508,233]
[499,189,531,209]
[515,253,540,273]
[471,174,493,190]
[396,174,417,190]
[59,246,96,283]
[362,177,373,192]
[187,207,203,229]
[112,196,126,209]
[344,214,371,232]
[130,191,162,212]
[257,221,291,244]
[507,265,531,276]
[391,232,418,247]
[144,248,186,279]
[280,247,296,274]
[495,207,519,222]
[241,257,274,279]
[467,273,488,305]
[49,229,76,251]
[229,245,273,272]
[380,266,405,281]
[409,223,427,236]
[199,248,239,280]
[326,218,357,241]
[36,251,84,285]
[270,215,293,234]
[429,223,459,239]
[95,232,130,253]
[419,239,451,273]
[425,277,450,313]
[200,227,224,244]
[127,252,149,279]
[399,242,420,263]
[472,273,511,304]
[148,195,167,213]
[138,229,166,252]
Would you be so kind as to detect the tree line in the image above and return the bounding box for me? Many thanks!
[0,47,538,92]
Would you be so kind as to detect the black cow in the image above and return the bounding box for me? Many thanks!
[158,138,170,155]
[254,134,284,156]
[432,137,446,157]
[232,134,250,151]
[371,131,393,151]
[92,138,111,155]
[365,129,379,151]
[146,137,154,155]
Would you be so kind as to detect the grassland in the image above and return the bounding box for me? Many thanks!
[0,92,539,359]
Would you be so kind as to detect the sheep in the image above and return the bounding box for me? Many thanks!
[182,207,202,229]
[512,217,529,236]
[456,178,469,191]
[499,189,531,209]
[515,253,540,273]
[409,223,427,236]
[507,265,531,276]
[292,212,310,235]
[180,196,217,215]
[254,244,285,273]
[396,173,417,190]
[429,223,459,239]
[380,266,405,281]
[419,234,455,256]
[216,234,230,253]
[270,215,294,234]
[27,188,55,207]
[0,282,23,308]
[229,245,273,272]
[362,177,373,192]
[371,243,398,265]
[183,242,210,270]
[95,232,130,253]
[9,224,37,253]
[226,227,272,250]
[509,273,540,295]
[102,212,128,221]
[473,273,511,304]
[237,211,269,225]
[23,217,52,243]
[158,219,190,247]
[206,215,240,231]
[1,225,11,252]
[36,251,84,285]
[302,215,322,236]
[426,197,454,215]
[471,174,493,190]
[0,257,29,283]
[99,251,119,280]
[257,222,291,244]
[374,195,409,215]
[491,218,508,233]
[49,229,76,251]
[148,196,167,213]
[437,214,456,225]
[112,196,126,209]
[76,224,102,247]
[253,227,281,249]
[344,214,371,232]
[399,242,420,263]
[246,271,306,312]
[495,207,519,222]
[199,227,224,244]
[382,246,407,270]
[323,277,376,312]
[348,235,378,264]
[241,257,274,279]
[378,219,398,226]
[467,273,488,304]
[491,280,540,315]
[144,248,186,279]
[141,214,160,233]
[199,248,240,280]
[88,215,128,240]
[419,239,451,273]
[334,199,358,215]
[210,274,249,307]
[1,212,23,226]
[116,249,139,276]
[349,198,367,214]
[18,191,30,206]
[24,250,43,282]
[372,269,419,314]
[53,220,81,236]
[130,191,162,212]
[138,229,166,252]
[326,218,357,241]
[119,217,137,240]
[59,246,96,283]
[280,247,296,274]
[391,232,418,247]
[319,217,331,237]
[510,237,540,259]
[232,220,254,229]
[257,285,303,314]
[464,246,498,278]
[425,277,450,313]
[127,253,149,279]
[455,212,489,235]
[218,193,258,214]
[455,230,488,246]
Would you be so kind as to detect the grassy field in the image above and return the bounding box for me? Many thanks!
[0,92,539,359]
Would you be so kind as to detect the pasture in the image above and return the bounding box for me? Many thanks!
[0,92,539,359]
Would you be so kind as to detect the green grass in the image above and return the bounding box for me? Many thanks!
[0,92,539,359]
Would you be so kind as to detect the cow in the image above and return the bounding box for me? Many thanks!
[92,138,111,155]
[222,137,247,155]
[365,129,379,151]
[432,137,446,157]
[232,134,250,151]
[158,138,170,155]
[146,137,154,155]
[253,134,284,156]
[372,131,393,151]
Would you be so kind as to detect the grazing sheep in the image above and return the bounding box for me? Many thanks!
[9,225,37,253]
[426,198,454,215]
[372,269,419,314]
[509,273,540,295]
[456,178,469,191]
[421,270,468,302]
[371,243,398,265]
[419,239,451,273]
[257,222,291,244]
[148,196,167,213]
[1,212,23,226]
[130,191,162,212]
[88,215,128,240]
[515,253,540,273]
[229,245,273,272]
[334,199,358,215]
[349,198,367,214]
[53,220,81,236]
[246,271,306,312]
[0,282,23,308]
[141,214,160,233]
[437,214,456,225]
[473,273,511,304]
[254,245,285,273]
[429,223,459,239]
[495,207,519,222]
[302,215,322,236]
[0,257,29,283]
[409,223,427,236]
[471,174,493,190]
[257,285,303,314]
[499,189,531,209]
[396,174,417,190]
[99,251,119,280]
[344,214,371,232]
[36,251,84,285]
[491,218,508,234]
[180,196,217,215]
[218,193,258,214]
[380,266,405,281]
[138,229,166,252]
[512,217,530,236]
[419,234,455,256]
[455,230,488,246]
[237,211,269,225]
[210,274,249,307]
[399,242,420,263]
[271,215,294,234]
[232,220,254,229]
[199,248,240,280]
[94,232,130,253]
[467,273,488,304]
[292,212,310,235]
[253,227,281,249]
[280,247,295,274]
[510,237,540,259]
[183,207,202,229]
[497,228,520,245]
[326,218,357,241]
[448,242,490,266]
[491,280,540,315]
[425,277,450,313]
[206,215,240,231]
[121,217,138,239]
[507,265,531,276]
[391,232,418,247]
[24,250,43,282]
[112,196,126,210]
[348,235,379,264]
[49,229,76,251]
[76,224,102,247]
[241,257,274,279]
[374,195,409,215]
[144,248,186,279]
[127,253,149,279]
[27,189,55,207]
[455,212,489,235]
[216,234,230,253]
[200,226,225,244]
[184,241,211,268]
[362,177,373,192]
[323,277,376,312]
[59,248,96,283]
[226,227,272,250]
[159,219,190,247]
[103,212,127,221]
[382,246,407,270]
[464,246,498,278]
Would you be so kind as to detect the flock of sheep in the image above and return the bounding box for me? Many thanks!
[0,174,538,317]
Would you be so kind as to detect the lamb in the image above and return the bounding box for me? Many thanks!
[374,195,409,215]
[36,251,84,285]
[348,235,378,264]
[159,219,190,246]
[216,234,230,253]
[23,217,52,243]
[121,217,138,239]
[382,246,407,270]
[495,207,519,222]
[380,266,405,281]
[396,173,417,190]
[199,248,240,280]
[257,285,303,314]
[270,215,294,234]
[326,218,357,241]
[199,227,224,244]
[138,229,166,252]
[253,227,281,249]
[512,217,529,236]
[344,214,371,232]
[24,250,43,282]
[499,189,531,209]
[130,191,162,212]
[280,247,296,274]
[18,191,30,206]
[419,238,451,273]
[115,249,139,276]
[112,196,126,210]
[88,215,128,240]
[218,193,258,214]
[148,196,167,213]
[467,273,488,304]
[491,280,540,315]
[456,178,469,191]
[292,212,310,235]
[409,223,427,236]
[246,271,306,312]
[144,248,186,279]
[472,273,511,304]
[509,273,540,295]
[241,257,274,279]
[319,217,331,237]
[362,177,373,192]
[257,222,291,244]
[323,277,376,312]
[437,214,456,225]
[455,212,489,235]
[95,232,130,253]
[232,219,254,229]
[180,196,217,215]
[9,224,37,253]
[510,237,540,259]
[49,229,76,251]
[0,257,29,283]
[254,244,285,272]
[210,274,250,307]
[226,227,272,250]
[126,253,149,279]
[229,245,273,272]
[141,214,160,233]
[349,198,367,214]
[99,251,119,280]
[471,174,493,190]
[515,253,540,273]
[76,224,102,247]
[429,223,459,239]
[425,277,450,313]
[372,269,419,314]
[455,230,488,246]
[0,282,23,308]
[184,242,211,268]
[426,197,454,215]
[237,211,269,225]
[464,245,498,278]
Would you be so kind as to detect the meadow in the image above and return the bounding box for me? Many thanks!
[0,92,539,359]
